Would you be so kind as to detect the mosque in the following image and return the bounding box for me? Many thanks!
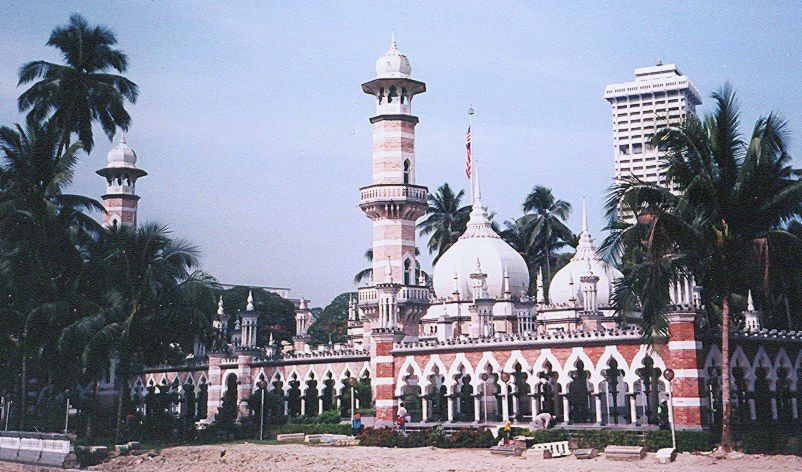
[122,38,801,432]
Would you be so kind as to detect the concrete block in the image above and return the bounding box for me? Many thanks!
[574,448,598,459]
[656,448,675,464]
[526,448,553,459]
[605,445,646,461]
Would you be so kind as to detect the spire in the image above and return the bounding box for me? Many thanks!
[390,32,397,50]
[269,331,274,345]
[747,290,755,312]
[536,268,545,304]
[246,290,254,311]
[217,296,225,316]
[582,197,589,234]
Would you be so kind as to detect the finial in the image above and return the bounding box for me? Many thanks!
[747,290,755,312]
[217,296,224,315]
[569,273,574,285]
[476,258,482,273]
[246,290,254,311]
[120,131,127,145]
[269,332,274,345]
[582,198,588,234]
[468,104,474,116]
[391,32,397,50]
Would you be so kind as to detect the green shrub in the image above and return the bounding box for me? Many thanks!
[529,429,568,443]
[316,410,343,424]
[357,427,495,449]
[741,430,779,454]
[644,430,715,453]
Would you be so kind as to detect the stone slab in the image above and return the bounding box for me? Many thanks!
[276,433,306,443]
[605,445,646,461]
[574,448,598,459]
[526,448,553,460]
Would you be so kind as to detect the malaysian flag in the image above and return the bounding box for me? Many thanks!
[465,126,472,179]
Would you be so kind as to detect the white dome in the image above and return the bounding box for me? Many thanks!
[548,212,622,307]
[106,135,137,167]
[375,35,411,79]
[433,202,529,300]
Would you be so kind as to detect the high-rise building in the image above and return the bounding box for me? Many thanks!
[604,63,702,188]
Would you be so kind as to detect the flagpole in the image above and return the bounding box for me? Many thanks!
[468,105,475,205]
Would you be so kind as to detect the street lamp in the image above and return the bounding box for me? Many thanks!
[500,372,511,422]
[256,380,268,441]
[63,389,71,433]
[480,372,489,424]
[663,368,676,450]
[348,377,358,426]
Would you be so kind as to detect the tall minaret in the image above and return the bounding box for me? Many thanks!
[96,135,146,229]
[359,36,429,336]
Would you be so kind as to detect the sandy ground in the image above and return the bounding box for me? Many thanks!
[3,443,802,472]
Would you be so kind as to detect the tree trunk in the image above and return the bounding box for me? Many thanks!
[544,240,551,303]
[86,381,98,439]
[114,375,125,443]
[720,294,733,448]
[18,336,27,431]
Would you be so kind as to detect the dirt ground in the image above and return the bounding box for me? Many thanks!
[3,443,802,472]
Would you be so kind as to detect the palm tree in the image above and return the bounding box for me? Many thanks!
[418,183,471,263]
[17,14,138,155]
[603,84,802,448]
[61,223,216,441]
[519,186,573,300]
[353,248,374,284]
[0,116,103,428]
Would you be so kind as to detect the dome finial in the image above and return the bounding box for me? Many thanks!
[391,32,397,50]
[582,197,589,234]
[217,295,225,315]
[120,131,127,145]
[246,290,254,311]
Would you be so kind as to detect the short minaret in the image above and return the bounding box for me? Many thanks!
[293,298,313,352]
[744,290,762,331]
[580,260,600,312]
[240,290,259,349]
[96,135,147,229]
[536,268,546,305]
[359,36,429,338]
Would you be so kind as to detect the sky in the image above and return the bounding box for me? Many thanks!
[1,2,801,305]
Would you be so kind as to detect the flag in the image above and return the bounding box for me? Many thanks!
[465,126,472,179]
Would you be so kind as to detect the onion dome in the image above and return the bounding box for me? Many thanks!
[106,134,137,168]
[375,34,412,79]
[433,199,529,300]
[549,201,622,306]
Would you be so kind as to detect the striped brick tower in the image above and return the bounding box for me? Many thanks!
[359,36,429,424]
[96,135,146,230]
[666,309,706,429]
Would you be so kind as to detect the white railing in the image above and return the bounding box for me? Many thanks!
[360,184,427,203]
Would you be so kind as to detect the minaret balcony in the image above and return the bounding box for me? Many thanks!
[359,184,428,219]
[357,285,431,305]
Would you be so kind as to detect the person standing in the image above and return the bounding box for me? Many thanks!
[352,412,363,435]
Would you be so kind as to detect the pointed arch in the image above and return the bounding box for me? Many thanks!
[752,346,776,386]
[532,349,563,377]
[562,347,596,389]
[775,348,795,390]
[421,355,448,390]
[730,345,754,389]
[503,350,531,374]
[446,353,475,389]
[592,345,629,386]
[473,353,502,388]
[625,346,668,390]
[395,357,424,396]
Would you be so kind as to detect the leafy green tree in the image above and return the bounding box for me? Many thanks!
[17,14,138,154]
[308,293,354,346]
[418,183,471,263]
[0,116,103,428]
[603,84,802,447]
[221,286,296,344]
